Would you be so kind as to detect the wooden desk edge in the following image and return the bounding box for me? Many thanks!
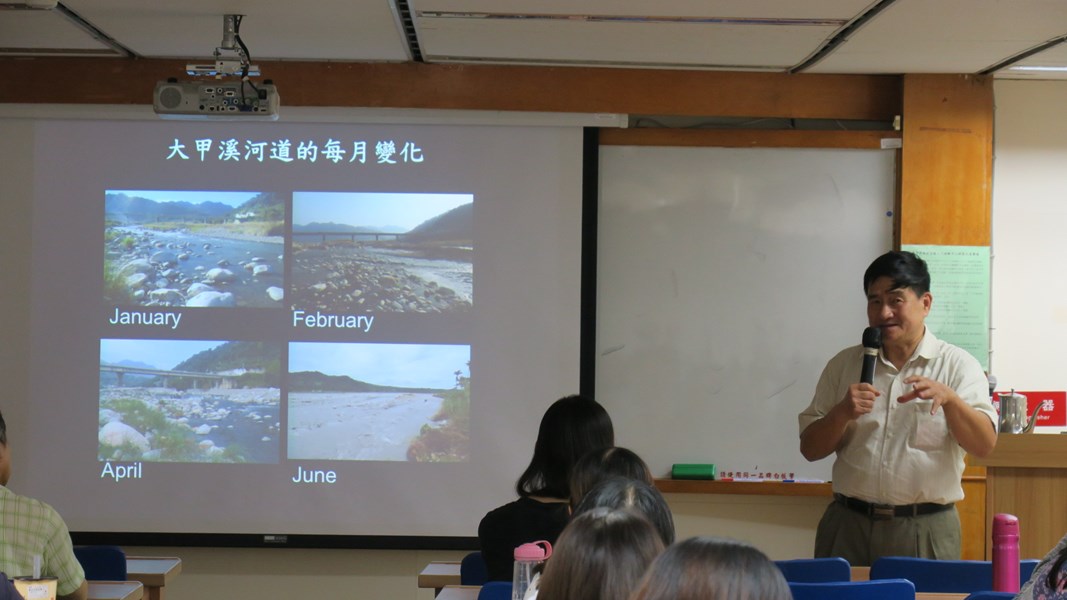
[125,556,182,586]
[87,580,144,600]
[418,561,461,589]
[435,586,481,600]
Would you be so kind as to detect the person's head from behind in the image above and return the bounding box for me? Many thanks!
[569,446,653,508]
[538,507,664,600]
[516,394,614,499]
[629,536,791,600]
[862,250,932,348]
[573,476,674,546]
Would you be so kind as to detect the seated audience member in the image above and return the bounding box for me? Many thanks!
[0,410,87,600]
[0,574,20,600]
[568,446,653,508]
[1017,532,1067,599]
[535,508,664,600]
[573,476,674,547]
[628,536,791,600]
[478,395,614,582]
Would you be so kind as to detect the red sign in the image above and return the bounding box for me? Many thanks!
[993,391,1067,427]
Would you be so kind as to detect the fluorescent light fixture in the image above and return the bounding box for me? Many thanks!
[1008,65,1067,72]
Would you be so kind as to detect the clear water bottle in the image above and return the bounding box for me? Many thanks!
[992,513,1020,592]
[512,540,552,600]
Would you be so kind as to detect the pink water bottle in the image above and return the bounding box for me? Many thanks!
[512,540,552,600]
[992,513,1020,592]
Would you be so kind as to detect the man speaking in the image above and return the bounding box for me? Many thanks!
[798,250,997,565]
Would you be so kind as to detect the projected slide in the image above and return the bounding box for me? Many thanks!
[99,339,281,464]
[288,342,470,462]
[104,190,285,308]
[291,192,473,314]
[23,118,583,539]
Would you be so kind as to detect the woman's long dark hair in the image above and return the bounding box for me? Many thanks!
[515,394,614,499]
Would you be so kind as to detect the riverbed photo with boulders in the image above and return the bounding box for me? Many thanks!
[290,191,473,314]
[104,190,285,308]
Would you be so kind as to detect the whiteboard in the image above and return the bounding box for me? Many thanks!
[596,145,895,481]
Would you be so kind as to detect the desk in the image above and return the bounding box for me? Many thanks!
[88,581,143,600]
[419,561,461,594]
[126,556,181,600]
[972,434,1067,559]
[436,586,480,600]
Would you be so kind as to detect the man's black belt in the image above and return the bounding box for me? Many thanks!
[835,493,953,520]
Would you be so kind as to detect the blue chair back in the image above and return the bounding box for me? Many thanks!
[789,578,915,600]
[72,545,127,581]
[963,593,1016,600]
[775,557,851,582]
[870,557,1040,593]
[477,581,512,600]
[461,551,488,586]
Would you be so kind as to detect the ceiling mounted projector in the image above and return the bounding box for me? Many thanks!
[153,14,279,120]
[154,79,280,120]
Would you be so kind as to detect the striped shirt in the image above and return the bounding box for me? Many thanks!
[0,485,85,596]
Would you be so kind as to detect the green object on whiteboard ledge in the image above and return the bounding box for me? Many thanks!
[671,463,717,480]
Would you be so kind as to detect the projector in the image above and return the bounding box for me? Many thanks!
[186,59,261,77]
[153,79,280,120]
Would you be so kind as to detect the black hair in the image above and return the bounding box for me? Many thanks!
[863,250,931,297]
[515,395,614,499]
[569,446,653,508]
[0,409,6,446]
[630,536,792,600]
[537,507,664,600]
[572,476,674,546]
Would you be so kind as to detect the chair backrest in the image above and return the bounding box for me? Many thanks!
[870,557,1041,593]
[775,557,851,583]
[461,551,489,586]
[477,581,512,600]
[788,578,916,600]
[963,593,1016,600]
[72,545,127,581]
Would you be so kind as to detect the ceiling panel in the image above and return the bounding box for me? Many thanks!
[810,0,1067,74]
[409,0,877,19]
[3,0,1067,80]
[0,9,114,55]
[416,18,840,69]
[59,0,412,61]
[1000,43,1067,79]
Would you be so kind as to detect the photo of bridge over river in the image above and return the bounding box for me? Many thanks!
[290,192,473,314]
[99,339,281,464]
[104,190,285,308]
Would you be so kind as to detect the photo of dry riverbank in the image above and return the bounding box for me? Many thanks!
[287,342,470,462]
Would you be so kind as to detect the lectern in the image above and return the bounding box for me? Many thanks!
[972,434,1067,559]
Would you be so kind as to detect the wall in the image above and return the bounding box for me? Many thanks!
[990,79,1067,390]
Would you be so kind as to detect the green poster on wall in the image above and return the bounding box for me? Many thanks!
[901,244,990,370]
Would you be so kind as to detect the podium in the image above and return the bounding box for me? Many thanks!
[972,434,1067,559]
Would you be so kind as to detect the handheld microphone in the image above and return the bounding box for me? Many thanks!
[860,327,882,385]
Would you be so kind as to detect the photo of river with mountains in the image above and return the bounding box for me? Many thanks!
[287,342,470,462]
[104,190,285,308]
[99,340,281,464]
[290,192,473,314]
